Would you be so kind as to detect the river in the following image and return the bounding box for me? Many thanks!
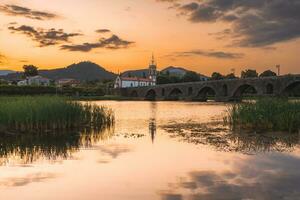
[0,101,300,200]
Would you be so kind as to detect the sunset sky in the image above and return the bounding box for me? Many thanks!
[0,0,300,75]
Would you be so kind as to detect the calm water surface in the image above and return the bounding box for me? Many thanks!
[0,101,300,200]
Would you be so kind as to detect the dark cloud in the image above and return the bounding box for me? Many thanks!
[61,34,135,52]
[0,4,58,20]
[170,49,244,59]
[8,25,81,47]
[159,192,182,200]
[95,29,111,33]
[164,0,300,47]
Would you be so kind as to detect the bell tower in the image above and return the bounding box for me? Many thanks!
[149,53,157,84]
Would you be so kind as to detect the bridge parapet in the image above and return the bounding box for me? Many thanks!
[117,74,300,102]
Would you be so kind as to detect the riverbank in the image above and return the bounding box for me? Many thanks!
[0,96,114,134]
[225,98,300,133]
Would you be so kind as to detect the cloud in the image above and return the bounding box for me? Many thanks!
[0,53,6,64]
[95,29,111,33]
[8,25,81,47]
[162,0,300,47]
[159,192,182,200]
[61,34,135,52]
[0,4,58,20]
[169,49,244,59]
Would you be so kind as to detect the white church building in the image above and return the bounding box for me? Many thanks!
[114,55,157,88]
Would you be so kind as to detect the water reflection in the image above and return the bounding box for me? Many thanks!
[97,144,133,164]
[162,122,300,154]
[0,172,57,187]
[149,118,157,144]
[0,127,114,166]
[149,102,157,143]
[159,153,300,200]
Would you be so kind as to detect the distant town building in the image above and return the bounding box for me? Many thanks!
[57,78,80,87]
[114,55,157,88]
[199,74,209,81]
[17,75,51,86]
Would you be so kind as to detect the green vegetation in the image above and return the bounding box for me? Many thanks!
[157,71,202,84]
[0,85,105,96]
[210,69,277,80]
[23,64,39,77]
[225,98,300,133]
[0,96,114,133]
[241,69,258,78]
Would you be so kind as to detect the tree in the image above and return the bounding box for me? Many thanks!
[241,69,258,78]
[142,72,146,78]
[225,73,237,79]
[181,71,200,82]
[260,70,277,77]
[157,73,170,85]
[211,72,224,80]
[23,65,38,77]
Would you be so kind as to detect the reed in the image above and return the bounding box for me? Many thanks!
[225,98,300,133]
[0,96,114,133]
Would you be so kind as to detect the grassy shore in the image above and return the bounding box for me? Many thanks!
[0,96,114,133]
[225,98,300,133]
[71,95,137,101]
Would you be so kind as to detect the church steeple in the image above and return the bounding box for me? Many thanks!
[149,53,157,84]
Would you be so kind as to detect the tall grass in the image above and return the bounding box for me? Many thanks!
[225,98,300,133]
[0,96,114,133]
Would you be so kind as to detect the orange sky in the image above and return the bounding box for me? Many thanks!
[0,0,300,76]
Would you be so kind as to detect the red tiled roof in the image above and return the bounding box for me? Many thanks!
[121,77,154,82]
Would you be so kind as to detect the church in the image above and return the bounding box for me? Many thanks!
[114,55,157,88]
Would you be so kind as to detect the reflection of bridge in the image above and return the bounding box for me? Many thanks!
[116,75,300,101]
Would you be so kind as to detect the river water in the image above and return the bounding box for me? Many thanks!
[0,101,300,200]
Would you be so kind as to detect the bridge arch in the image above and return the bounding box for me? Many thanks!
[130,90,138,97]
[161,88,165,96]
[167,88,183,100]
[232,84,257,101]
[265,83,274,94]
[194,86,216,101]
[188,87,193,96]
[281,81,300,96]
[145,89,156,101]
[222,84,228,96]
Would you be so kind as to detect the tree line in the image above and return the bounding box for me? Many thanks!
[157,69,277,85]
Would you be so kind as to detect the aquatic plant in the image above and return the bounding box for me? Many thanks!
[225,98,300,133]
[0,96,114,133]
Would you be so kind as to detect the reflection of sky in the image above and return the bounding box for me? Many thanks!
[160,153,300,200]
[0,101,299,200]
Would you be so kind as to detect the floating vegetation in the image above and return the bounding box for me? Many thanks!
[161,121,300,154]
[0,96,114,133]
[225,98,300,133]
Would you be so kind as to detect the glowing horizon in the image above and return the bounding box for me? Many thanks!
[1,0,300,76]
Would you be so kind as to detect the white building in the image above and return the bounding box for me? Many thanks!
[114,55,157,89]
[17,75,51,86]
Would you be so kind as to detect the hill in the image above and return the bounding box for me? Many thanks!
[0,70,15,76]
[1,61,116,82]
[121,66,209,80]
[121,69,149,78]
[39,61,116,81]
[161,66,188,76]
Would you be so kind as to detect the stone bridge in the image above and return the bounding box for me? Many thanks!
[116,75,300,101]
